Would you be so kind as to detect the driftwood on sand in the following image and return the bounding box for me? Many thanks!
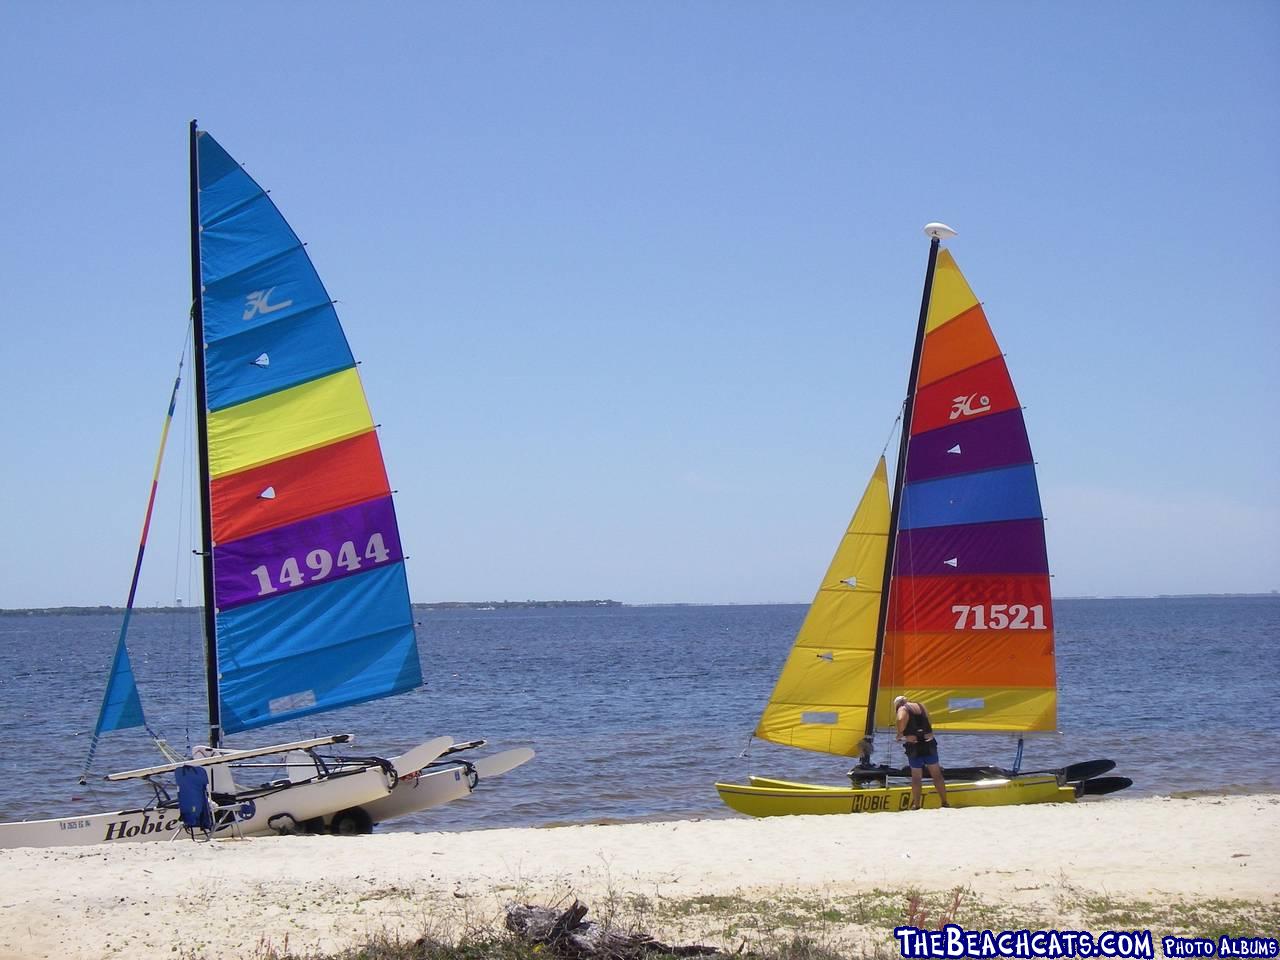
[505,900,722,959]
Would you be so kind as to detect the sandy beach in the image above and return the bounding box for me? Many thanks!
[1,794,1276,959]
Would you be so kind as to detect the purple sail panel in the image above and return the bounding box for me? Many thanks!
[893,518,1048,576]
[905,409,1033,484]
[213,496,404,610]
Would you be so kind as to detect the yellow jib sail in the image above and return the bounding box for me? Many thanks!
[754,457,890,756]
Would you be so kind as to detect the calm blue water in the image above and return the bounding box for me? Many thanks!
[0,598,1276,832]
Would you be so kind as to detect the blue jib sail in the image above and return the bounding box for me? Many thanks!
[84,366,185,774]
[94,632,145,735]
[195,129,422,735]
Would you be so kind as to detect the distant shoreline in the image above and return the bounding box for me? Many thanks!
[0,599,625,616]
[1057,592,1279,600]
[1,593,1275,616]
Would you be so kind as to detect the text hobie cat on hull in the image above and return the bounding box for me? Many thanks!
[0,122,532,849]
[715,224,1129,817]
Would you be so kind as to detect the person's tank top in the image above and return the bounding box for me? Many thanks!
[903,704,933,739]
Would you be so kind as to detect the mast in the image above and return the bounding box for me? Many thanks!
[189,119,222,748]
[863,222,956,745]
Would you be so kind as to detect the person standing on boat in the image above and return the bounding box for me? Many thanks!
[893,695,949,810]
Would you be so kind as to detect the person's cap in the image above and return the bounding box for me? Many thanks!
[892,695,908,709]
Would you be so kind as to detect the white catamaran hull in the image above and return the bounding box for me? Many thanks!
[0,807,187,849]
[348,746,536,826]
[0,737,532,849]
[0,764,393,850]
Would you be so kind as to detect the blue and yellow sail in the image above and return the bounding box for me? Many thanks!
[195,129,421,735]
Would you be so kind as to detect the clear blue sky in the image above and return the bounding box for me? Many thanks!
[1,3,1276,607]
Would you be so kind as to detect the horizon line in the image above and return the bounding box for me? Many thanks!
[2,590,1277,616]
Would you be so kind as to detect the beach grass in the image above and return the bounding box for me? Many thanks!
[1065,892,1279,940]
[237,887,1279,960]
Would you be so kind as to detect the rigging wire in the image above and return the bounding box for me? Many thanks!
[879,407,903,461]
[179,312,201,755]
[79,333,191,784]
[873,405,907,732]
[165,325,193,627]
[157,311,201,759]
[738,734,754,784]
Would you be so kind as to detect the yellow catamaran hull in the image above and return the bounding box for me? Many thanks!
[715,773,1074,818]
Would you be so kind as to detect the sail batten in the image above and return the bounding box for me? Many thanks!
[195,129,421,736]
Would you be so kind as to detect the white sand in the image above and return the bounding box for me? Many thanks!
[1,795,1276,959]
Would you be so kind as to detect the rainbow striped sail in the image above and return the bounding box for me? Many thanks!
[195,129,421,735]
[748,232,1056,760]
[876,247,1056,733]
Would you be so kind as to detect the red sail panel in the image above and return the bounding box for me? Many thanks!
[911,355,1021,436]
[888,575,1053,633]
[211,429,391,544]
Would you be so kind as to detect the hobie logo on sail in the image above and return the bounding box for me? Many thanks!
[949,393,991,420]
[243,287,294,321]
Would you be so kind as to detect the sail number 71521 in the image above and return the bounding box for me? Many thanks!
[951,603,1046,630]
[249,533,392,596]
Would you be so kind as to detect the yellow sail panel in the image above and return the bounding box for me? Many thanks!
[874,686,1057,732]
[923,249,979,334]
[754,458,890,756]
[207,367,374,478]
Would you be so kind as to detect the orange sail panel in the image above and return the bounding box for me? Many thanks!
[877,250,1057,733]
[755,458,890,756]
[916,303,1001,388]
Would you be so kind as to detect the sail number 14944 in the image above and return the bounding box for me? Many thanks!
[951,603,1046,630]
[250,533,392,596]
